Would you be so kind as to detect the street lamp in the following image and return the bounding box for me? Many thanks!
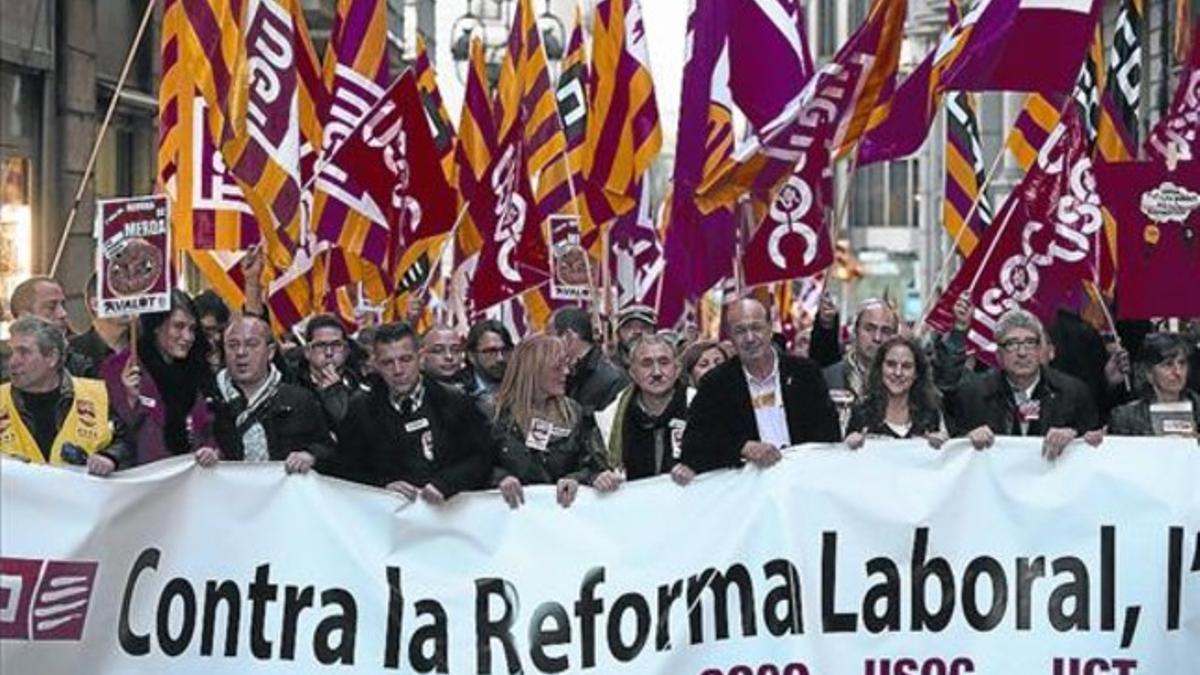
[449,0,565,84]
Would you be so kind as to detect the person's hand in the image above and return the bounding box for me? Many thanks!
[498,476,524,509]
[386,480,419,500]
[420,483,445,505]
[284,451,315,474]
[670,463,695,486]
[241,244,265,287]
[556,478,580,508]
[741,441,782,468]
[845,432,866,450]
[818,292,838,329]
[313,363,341,391]
[953,293,973,332]
[194,446,221,468]
[1103,347,1130,388]
[1042,427,1078,461]
[925,431,949,450]
[967,425,995,450]
[121,358,141,409]
[592,470,623,493]
[1083,429,1105,447]
[86,453,116,477]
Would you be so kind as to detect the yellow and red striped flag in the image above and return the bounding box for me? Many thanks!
[451,36,497,287]
[415,33,458,185]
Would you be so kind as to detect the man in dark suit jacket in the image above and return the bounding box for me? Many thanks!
[675,299,841,483]
[337,322,493,503]
[953,309,1103,460]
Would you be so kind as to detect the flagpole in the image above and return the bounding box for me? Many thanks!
[50,0,158,277]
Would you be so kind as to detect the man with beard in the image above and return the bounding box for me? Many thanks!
[463,320,512,419]
[593,334,693,488]
[211,315,334,471]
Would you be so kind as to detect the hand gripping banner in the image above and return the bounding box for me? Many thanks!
[2,439,1198,673]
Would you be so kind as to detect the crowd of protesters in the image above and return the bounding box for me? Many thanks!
[2,271,1198,506]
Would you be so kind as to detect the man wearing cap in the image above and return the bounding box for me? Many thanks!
[552,307,628,411]
[615,304,657,370]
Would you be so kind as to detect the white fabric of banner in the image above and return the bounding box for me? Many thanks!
[2,438,1198,674]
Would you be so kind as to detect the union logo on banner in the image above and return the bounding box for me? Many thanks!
[0,557,99,641]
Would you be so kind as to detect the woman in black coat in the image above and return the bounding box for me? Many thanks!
[1109,333,1199,437]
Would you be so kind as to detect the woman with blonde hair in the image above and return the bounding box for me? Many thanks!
[492,334,613,509]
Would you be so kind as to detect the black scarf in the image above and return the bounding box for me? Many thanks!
[139,332,211,454]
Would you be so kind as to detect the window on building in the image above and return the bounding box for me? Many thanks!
[819,0,838,58]
[1,69,42,330]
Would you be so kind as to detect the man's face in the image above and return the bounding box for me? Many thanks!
[307,326,347,372]
[223,320,274,387]
[997,327,1043,382]
[24,281,68,330]
[376,338,422,396]
[558,328,589,365]
[727,301,772,363]
[630,342,678,399]
[156,309,197,361]
[618,319,653,349]
[854,305,897,364]
[469,330,509,382]
[421,328,465,381]
[8,333,59,391]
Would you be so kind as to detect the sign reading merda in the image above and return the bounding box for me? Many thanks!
[93,195,172,318]
[2,438,1198,674]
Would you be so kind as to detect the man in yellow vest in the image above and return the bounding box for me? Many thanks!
[1,316,133,474]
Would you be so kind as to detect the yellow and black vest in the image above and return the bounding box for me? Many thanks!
[0,377,113,465]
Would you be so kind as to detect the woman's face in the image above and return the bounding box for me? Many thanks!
[691,347,726,384]
[1150,354,1188,399]
[537,347,570,399]
[156,309,197,361]
[881,343,917,398]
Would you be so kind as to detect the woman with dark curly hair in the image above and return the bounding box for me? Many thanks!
[845,336,947,449]
[101,290,219,465]
[680,340,730,388]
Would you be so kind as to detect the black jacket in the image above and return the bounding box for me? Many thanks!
[950,367,1100,437]
[1108,391,1200,436]
[567,346,628,412]
[492,399,608,486]
[337,378,493,497]
[212,381,335,463]
[681,353,842,473]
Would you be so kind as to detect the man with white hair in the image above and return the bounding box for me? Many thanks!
[953,309,1103,460]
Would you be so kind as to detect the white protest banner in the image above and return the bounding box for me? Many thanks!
[92,195,172,318]
[2,438,1198,674]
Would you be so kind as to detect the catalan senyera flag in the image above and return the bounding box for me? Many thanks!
[942,89,994,257]
[586,0,663,216]
[188,250,248,312]
[415,33,458,185]
[453,36,498,280]
[179,0,248,149]
[1005,93,1065,172]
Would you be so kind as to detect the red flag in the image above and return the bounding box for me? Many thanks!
[927,111,1109,364]
[469,119,549,312]
[741,123,835,287]
[1096,159,1200,318]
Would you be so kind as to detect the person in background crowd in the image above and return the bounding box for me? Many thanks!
[8,275,91,377]
[792,326,813,360]
[1183,319,1200,395]
[680,340,729,388]
[594,334,693,486]
[491,334,613,509]
[339,323,492,502]
[1109,333,1199,437]
[676,298,841,483]
[298,314,361,425]
[355,325,380,380]
[615,304,657,368]
[421,325,469,387]
[822,298,899,400]
[464,320,513,419]
[194,290,232,374]
[552,307,628,411]
[952,309,1103,460]
[212,315,333,471]
[844,336,947,449]
[68,274,130,378]
[1,317,133,474]
[1047,308,1131,420]
[808,292,843,367]
[102,290,218,466]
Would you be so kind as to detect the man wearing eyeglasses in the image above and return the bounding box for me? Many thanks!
[673,298,841,484]
[298,314,362,425]
[420,325,469,388]
[463,320,513,419]
[953,309,1103,460]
